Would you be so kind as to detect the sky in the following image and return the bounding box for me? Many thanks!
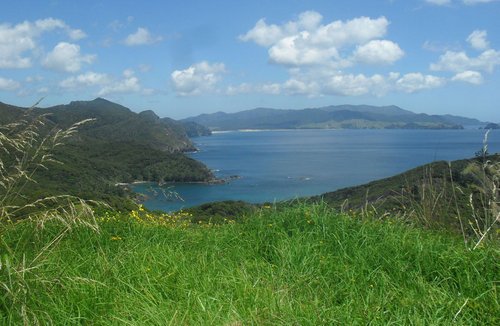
[0,0,499,121]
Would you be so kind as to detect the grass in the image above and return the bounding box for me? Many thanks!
[1,202,498,325]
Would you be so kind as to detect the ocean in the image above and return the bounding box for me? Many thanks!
[132,129,500,211]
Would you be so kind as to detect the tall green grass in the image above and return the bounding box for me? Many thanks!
[1,203,498,325]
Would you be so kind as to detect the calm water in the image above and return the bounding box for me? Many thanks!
[133,129,500,211]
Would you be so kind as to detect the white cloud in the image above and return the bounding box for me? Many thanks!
[260,83,282,95]
[239,19,285,47]
[425,0,452,5]
[467,30,489,50]
[123,68,135,78]
[59,70,143,96]
[42,42,95,73]
[353,40,404,65]
[451,70,484,84]
[240,12,398,68]
[98,70,141,96]
[36,87,49,94]
[227,82,282,95]
[0,77,20,91]
[463,0,498,4]
[59,71,111,88]
[283,78,320,95]
[324,73,390,96]
[425,0,497,5]
[0,18,87,69]
[282,68,395,97]
[430,49,500,73]
[225,64,448,97]
[268,32,342,66]
[226,83,253,95]
[171,61,226,96]
[124,27,162,46]
[68,29,87,40]
[396,73,446,93]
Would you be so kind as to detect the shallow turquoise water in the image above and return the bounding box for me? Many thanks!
[132,129,500,211]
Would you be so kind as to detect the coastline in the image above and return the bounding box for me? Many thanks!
[115,175,239,188]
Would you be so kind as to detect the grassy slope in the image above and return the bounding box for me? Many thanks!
[313,154,499,230]
[1,203,498,325]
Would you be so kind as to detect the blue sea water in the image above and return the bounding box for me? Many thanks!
[132,129,500,212]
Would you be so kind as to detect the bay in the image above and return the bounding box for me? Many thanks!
[132,129,500,212]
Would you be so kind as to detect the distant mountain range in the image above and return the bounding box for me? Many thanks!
[0,98,213,209]
[183,105,487,130]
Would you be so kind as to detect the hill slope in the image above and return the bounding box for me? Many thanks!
[183,105,484,130]
[313,154,499,232]
[0,99,214,209]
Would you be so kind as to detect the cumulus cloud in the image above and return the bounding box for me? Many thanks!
[171,61,226,96]
[68,29,87,40]
[225,83,254,95]
[451,70,484,84]
[42,42,95,73]
[59,71,111,88]
[59,70,144,96]
[467,30,489,50]
[0,77,20,91]
[430,49,500,73]
[353,40,404,65]
[225,68,447,97]
[0,18,87,69]
[239,19,284,47]
[240,12,401,67]
[395,73,446,93]
[124,27,162,46]
[98,70,141,96]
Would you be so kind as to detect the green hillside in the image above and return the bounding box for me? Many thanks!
[0,99,214,209]
[313,154,500,233]
[183,104,479,130]
[34,98,197,152]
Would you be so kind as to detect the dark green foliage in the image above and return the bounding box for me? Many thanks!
[179,121,212,137]
[0,102,26,123]
[484,122,500,130]
[314,154,500,232]
[184,200,257,223]
[35,98,197,152]
[0,99,214,210]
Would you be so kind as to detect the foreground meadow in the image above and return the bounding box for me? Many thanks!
[1,203,498,325]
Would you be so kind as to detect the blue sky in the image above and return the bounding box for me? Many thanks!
[0,0,499,121]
